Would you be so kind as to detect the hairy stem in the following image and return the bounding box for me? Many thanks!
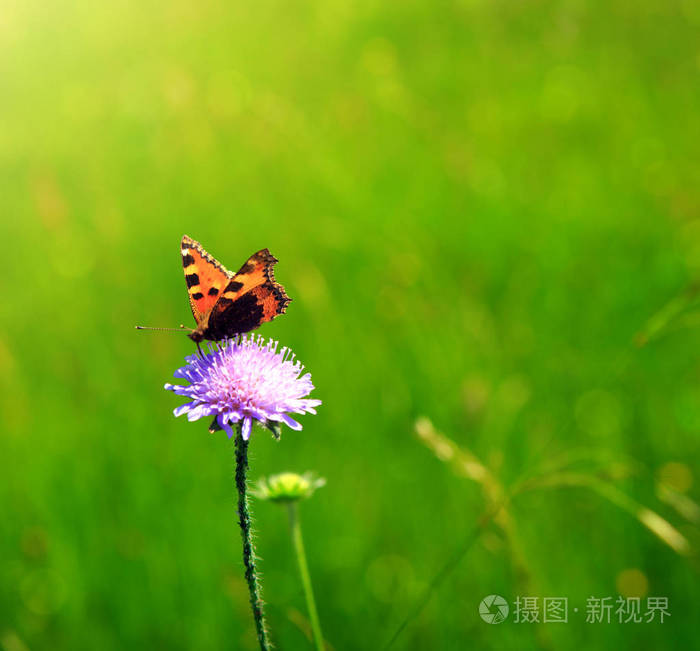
[234,432,271,650]
[287,502,324,651]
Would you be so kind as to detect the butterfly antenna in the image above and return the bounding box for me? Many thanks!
[134,324,195,333]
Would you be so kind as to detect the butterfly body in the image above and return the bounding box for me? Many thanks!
[181,235,290,343]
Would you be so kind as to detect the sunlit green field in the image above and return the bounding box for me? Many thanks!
[1,1,699,649]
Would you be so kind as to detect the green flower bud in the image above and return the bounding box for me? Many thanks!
[253,472,325,503]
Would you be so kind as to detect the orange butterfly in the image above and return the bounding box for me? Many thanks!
[180,235,290,343]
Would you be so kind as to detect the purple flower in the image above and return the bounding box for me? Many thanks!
[165,335,321,440]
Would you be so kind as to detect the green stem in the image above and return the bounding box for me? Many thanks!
[287,502,324,651]
[234,431,271,651]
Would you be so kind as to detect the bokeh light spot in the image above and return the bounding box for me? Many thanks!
[616,568,649,599]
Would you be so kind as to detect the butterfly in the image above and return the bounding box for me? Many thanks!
[180,235,290,343]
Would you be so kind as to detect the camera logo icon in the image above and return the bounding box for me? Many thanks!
[479,595,509,624]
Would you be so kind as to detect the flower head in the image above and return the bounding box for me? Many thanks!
[253,472,326,503]
[165,335,321,440]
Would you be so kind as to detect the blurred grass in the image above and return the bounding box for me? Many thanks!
[1,1,700,649]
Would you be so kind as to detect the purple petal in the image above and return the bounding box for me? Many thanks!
[218,413,235,438]
[280,413,302,430]
[173,403,193,418]
[167,385,193,397]
[186,404,211,421]
[247,406,269,421]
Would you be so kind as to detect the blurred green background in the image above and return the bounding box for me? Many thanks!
[1,1,699,649]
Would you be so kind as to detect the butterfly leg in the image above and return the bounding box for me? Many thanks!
[196,342,204,357]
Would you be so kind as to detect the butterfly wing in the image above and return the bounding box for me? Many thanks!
[205,248,291,340]
[181,235,233,325]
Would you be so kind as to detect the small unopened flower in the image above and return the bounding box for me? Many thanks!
[254,472,326,503]
[165,335,321,440]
